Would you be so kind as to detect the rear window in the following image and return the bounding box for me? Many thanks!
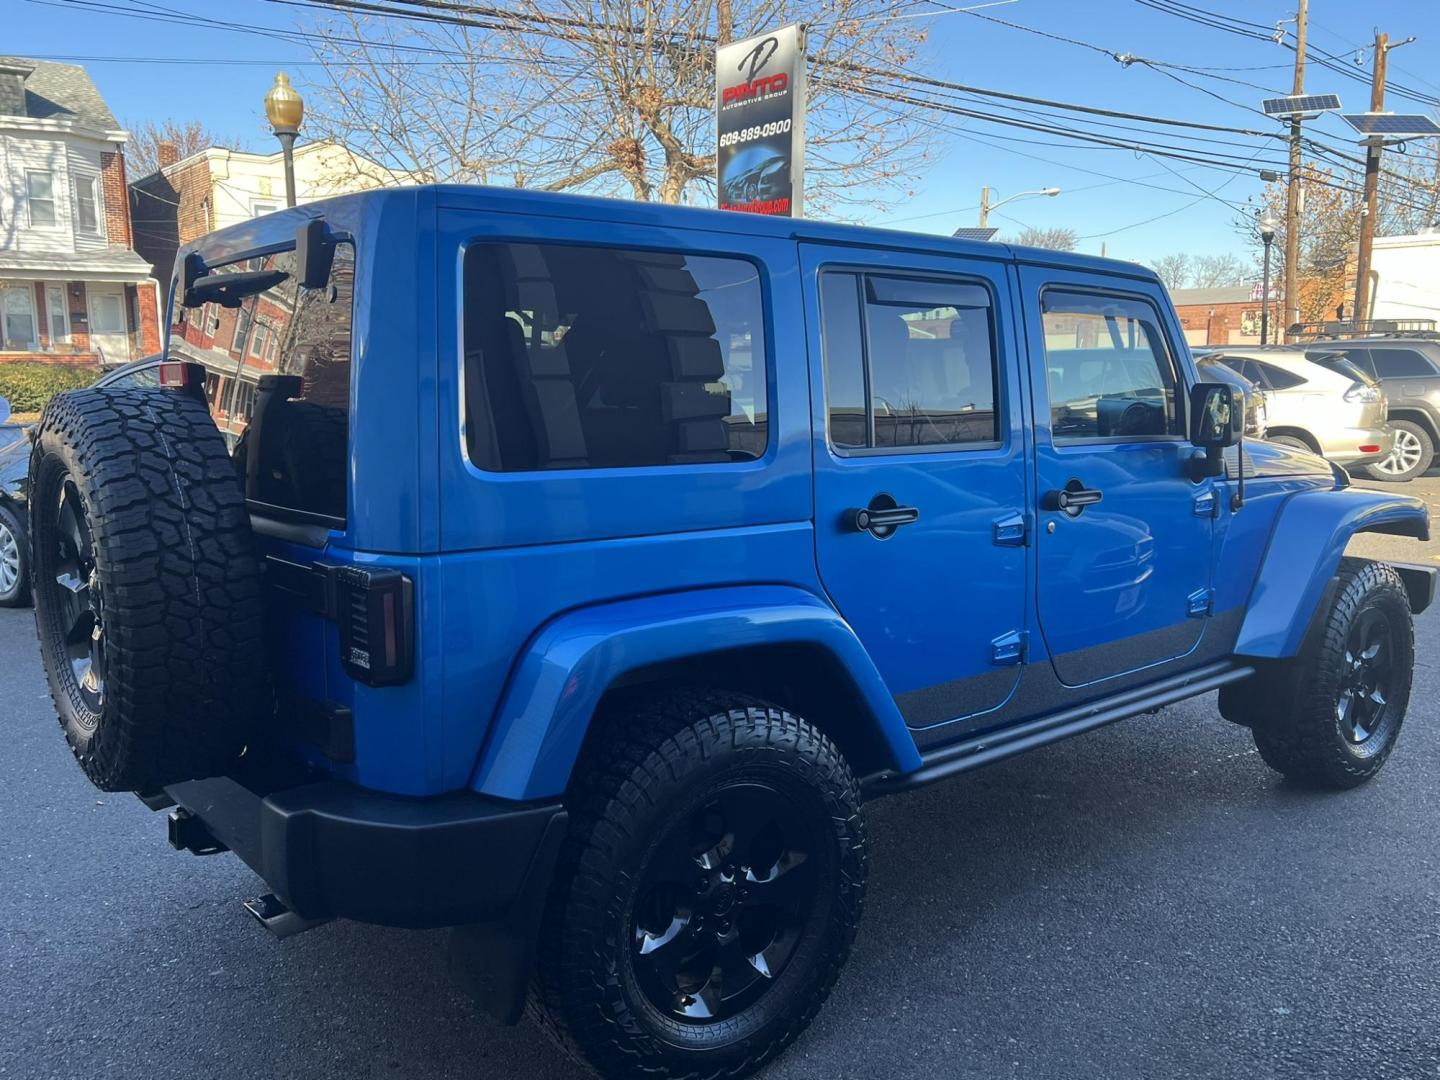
[170,244,355,522]
[461,242,768,471]
[1369,347,1437,378]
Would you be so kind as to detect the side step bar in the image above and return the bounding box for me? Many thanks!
[863,660,1255,798]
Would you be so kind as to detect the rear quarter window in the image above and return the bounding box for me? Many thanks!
[461,242,768,471]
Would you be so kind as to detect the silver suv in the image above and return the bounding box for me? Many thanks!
[1202,348,1393,469]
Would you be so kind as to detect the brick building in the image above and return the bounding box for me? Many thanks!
[1169,285,1272,348]
[0,58,160,368]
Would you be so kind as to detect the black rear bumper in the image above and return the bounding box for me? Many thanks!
[165,775,567,930]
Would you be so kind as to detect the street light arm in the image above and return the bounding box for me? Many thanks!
[986,187,1062,213]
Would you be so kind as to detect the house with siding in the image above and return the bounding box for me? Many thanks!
[0,57,159,367]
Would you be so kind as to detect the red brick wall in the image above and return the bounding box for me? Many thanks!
[67,284,91,351]
[1174,300,1265,346]
[100,150,131,247]
[130,155,213,283]
[137,281,161,354]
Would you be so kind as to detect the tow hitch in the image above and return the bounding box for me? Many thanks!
[167,807,227,855]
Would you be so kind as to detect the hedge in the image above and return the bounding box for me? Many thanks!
[0,363,100,414]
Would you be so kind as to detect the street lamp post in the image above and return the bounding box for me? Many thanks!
[978,186,1061,227]
[264,73,304,208]
[1258,213,1278,345]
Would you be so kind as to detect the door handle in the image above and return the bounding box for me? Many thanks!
[848,494,920,539]
[1043,480,1104,516]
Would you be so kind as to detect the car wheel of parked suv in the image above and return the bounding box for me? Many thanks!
[28,388,268,792]
[1363,420,1432,483]
[0,500,29,608]
[1223,558,1412,789]
[1267,434,1314,453]
[530,691,866,1080]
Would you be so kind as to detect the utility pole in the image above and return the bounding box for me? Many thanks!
[1282,0,1308,342]
[1351,31,1390,328]
[978,185,991,228]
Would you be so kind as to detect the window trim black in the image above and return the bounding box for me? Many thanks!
[817,266,1005,459]
[1038,284,1187,446]
[455,236,776,476]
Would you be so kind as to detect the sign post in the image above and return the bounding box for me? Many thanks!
[715,24,806,217]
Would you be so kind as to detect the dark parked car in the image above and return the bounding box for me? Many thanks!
[1304,338,1440,481]
[0,356,164,607]
[1196,354,1267,438]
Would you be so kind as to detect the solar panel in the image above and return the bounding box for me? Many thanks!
[1262,93,1342,117]
[952,226,999,241]
[1340,113,1440,138]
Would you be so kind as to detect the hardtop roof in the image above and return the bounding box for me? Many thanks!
[181,183,1159,284]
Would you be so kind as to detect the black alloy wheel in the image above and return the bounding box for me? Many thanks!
[1337,607,1396,746]
[630,781,821,1023]
[47,478,105,716]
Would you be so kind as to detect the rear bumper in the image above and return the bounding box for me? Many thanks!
[1322,424,1394,465]
[165,775,567,930]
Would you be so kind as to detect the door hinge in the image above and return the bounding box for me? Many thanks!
[990,629,1028,665]
[1192,490,1218,518]
[1186,587,1215,618]
[992,511,1028,547]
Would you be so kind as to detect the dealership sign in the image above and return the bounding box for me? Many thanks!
[715,24,806,217]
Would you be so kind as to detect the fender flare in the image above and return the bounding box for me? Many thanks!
[469,585,921,801]
[1234,488,1429,658]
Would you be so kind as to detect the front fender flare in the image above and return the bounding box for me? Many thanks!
[470,585,921,802]
[1234,488,1429,658]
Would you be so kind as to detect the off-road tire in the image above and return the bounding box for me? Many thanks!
[29,388,267,792]
[530,691,866,1080]
[1224,558,1412,789]
[0,499,30,607]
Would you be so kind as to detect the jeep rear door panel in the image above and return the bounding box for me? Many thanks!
[801,243,1030,729]
[1018,268,1215,686]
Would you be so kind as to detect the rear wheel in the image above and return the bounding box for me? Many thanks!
[0,499,29,607]
[1267,434,1315,453]
[1362,420,1432,482]
[531,691,866,1080]
[1229,558,1413,789]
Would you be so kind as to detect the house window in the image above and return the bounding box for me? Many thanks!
[90,291,125,335]
[250,320,270,358]
[233,308,252,355]
[74,174,102,235]
[2,287,38,350]
[26,172,57,228]
[46,285,69,345]
[251,201,280,218]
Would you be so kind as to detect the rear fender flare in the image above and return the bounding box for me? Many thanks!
[469,585,921,801]
[1234,488,1429,658]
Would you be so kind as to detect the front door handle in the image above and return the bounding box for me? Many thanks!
[1043,480,1104,517]
[848,493,920,539]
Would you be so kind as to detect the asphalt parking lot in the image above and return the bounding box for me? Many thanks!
[4,479,1440,1080]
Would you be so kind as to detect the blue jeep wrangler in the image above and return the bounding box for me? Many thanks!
[24,187,1433,1080]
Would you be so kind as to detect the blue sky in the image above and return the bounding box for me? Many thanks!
[9,0,1440,267]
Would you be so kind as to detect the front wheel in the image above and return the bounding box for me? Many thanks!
[0,499,29,607]
[1232,558,1413,789]
[530,692,866,1080]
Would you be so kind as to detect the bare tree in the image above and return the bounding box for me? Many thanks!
[298,1,933,215]
[125,118,228,178]
[1149,253,1192,290]
[1012,226,1076,251]
[1190,253,1248,288]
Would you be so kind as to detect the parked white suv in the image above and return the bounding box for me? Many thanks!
[1199,348,1394,469]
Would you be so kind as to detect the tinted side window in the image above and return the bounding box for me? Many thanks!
[820,271,1000,451]
[1370,347,1437,378]
[462,243,767,471]
[1307,348,1374,378]
[1254,361,1307,390]
[1041,291,1179,440]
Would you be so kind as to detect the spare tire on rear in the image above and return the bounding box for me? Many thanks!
[29,387,267,792]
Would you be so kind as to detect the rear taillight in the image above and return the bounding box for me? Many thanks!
[334,566,414,686]
[1359,444,1381,454]
[157,361,189,388]
[1344,381,1381,403]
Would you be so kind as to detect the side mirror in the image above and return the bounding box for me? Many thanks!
[1189,382,1240,448]
[1188,382,1241,480]
[0,396,10,425]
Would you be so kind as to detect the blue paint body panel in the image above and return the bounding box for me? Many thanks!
[164,185,1429,803]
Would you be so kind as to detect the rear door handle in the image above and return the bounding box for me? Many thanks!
[848,494,920,539]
